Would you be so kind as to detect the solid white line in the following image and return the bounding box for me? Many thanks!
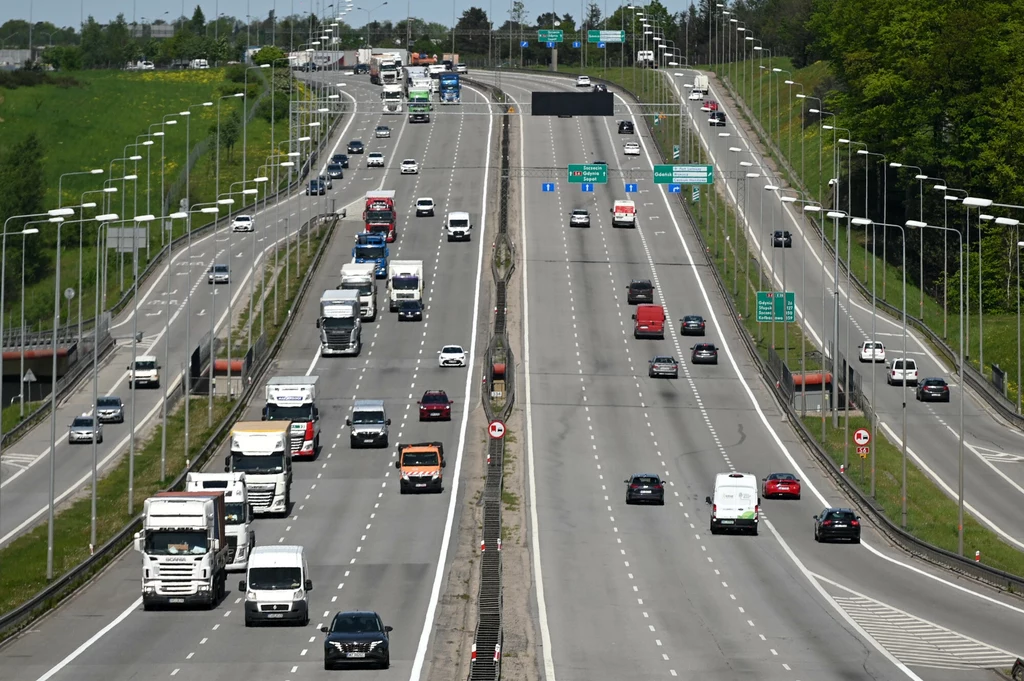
[502,86,558,681]
[407,83,493,681]
[34,597,143,681]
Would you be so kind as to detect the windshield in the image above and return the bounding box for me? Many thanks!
[331,614,382,633]
[422,393,448,404]
[224,502,246,525]
[229,453,285,474]
[322,317,356,329]
[351,410,385,425]
[633,476,659,485]
[449,219,469,228]
[144,530,208,555]
[442,346,462,354]
[393,277,419,290]
[134,360,157,370]
[400,301,421,310]
[341,281,373,296]
[72,417,95,427]
[265,404,313,421]
[213,265,229,273]
[369,154,383,159]
[417,201,433,208]
[357,246,385,258]
[328,164,342,173]
[236,216,251,222]
[366,210,394,223]
[97,398,120,407]
[247,566,302,590]
[403,452,439,466]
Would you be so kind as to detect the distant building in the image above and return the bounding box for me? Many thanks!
[128,24,175,39]
[0,49,31,69]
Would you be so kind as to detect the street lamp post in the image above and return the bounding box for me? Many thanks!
[934,185,967,340]
[79,187,118,339]
[57,168,103,208]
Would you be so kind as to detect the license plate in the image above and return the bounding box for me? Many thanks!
[267,613,284,618]
[169,598,184,603]
[640,490,651,494]
[720,520,734,525]
[416,483,427,488]
[778,486,789,490]
[430,412,439,416]
[835,524,847,528]
[364,437,375,442]
[347,652,366,658]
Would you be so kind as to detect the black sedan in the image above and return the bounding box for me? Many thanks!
[347,140,364,154]
[648,356,679,379]
[680,314,706,336]
[306,179,325,196]
[709,111,726,127]
[398,299,424,321]
[813,507,861,543]
[321,610,392,670]
[331,153,349,168]
[326,163,344,180]
[624,473,665,505]
[690,343,718,365]
[618,120,634,134]
[772,230,793,248]
[916,377,950,402]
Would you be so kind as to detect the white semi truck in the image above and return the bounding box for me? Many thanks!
[186,472,255,571]
[340,262,378,321]
[387,260,424,312]
[382,83,404,113]
[263,376,321,458]
[134,491,230,609]
[317,289,362,355]
[225,422,293,516]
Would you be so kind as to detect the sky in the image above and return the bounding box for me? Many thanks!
[0,0,647,30]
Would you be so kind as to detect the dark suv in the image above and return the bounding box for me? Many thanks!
[680,314,706,336]
[347,140,364,154]
[331,153,349,168]
[624,473,665,505]
[813,508,861,543]
[626,279,654,304]
[353,63,370,74]
[709,111,726,127]
[618,120,634,134]
[772,230,793,248]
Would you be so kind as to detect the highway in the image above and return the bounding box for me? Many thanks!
[0,73,379,548]
[0,72,495,680]
[477,70,1024,681]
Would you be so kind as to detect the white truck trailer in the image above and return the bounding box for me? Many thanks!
[263,376,322,458]
[225,421,293,516]
[134,491,229,609]
[387,260,424,312]
[340,262,378,321]
[186,472,255,571]
[381,83,404,113]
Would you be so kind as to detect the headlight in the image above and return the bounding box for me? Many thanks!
[246,590,257,601]
[431,473,439,479]
[198,584,210,591]
[292,589,304,601]
[401,472,410,480]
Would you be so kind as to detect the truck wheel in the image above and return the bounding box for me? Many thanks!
[143,598,154,611]
[380,437,388,449]
[314,434,320,451]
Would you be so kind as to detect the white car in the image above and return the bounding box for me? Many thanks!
[623,142,641,156]
[401,159,419,174]
[455,64,468,74]
[858,340,885,363]
[576,75,591,87]
[688,89,703,101]
[367,152,385,168]
[416,198,435,217]
[438,344,467,367]
[231,215,254,232]
[886,358,919,386]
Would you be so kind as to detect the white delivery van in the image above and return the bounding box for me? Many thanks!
[706,472,759,535]
[240,545,312,626]
[611,200,637,228]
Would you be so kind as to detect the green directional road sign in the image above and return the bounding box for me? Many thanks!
[588,30,626,43]
[756,291,796,323]
[653,164,714,185]
[538,29,564,42]
[567,164,608,184]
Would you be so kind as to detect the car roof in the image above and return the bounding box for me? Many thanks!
[403,158,417,163]
[630,472,660,479]
[333,610,380,618]
[376,125,388,128]
[694,342,716,348]
[441,345,464,351]
[684,314,703,319]
[572,208,588,213]
[350,139,362,143]
[369,151,383,156]
[652,356,675,362]
[423,389,448,395]
[417,197,434,203]
[922,376,946,382]
[630,279,652,285]
[449,211,470,219]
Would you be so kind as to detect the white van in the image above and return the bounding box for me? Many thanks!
[706,472,759,535]
[127,354,161,389]
[240,545,312,626]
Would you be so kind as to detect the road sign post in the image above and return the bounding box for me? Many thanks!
[653,164,714,185]
[488,420,506,439]
[567,164,608,184]
[588,30,625,43]
[755,291,796,323]
[538,29,564,43]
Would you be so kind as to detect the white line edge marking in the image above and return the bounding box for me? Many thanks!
[33,597,143,681]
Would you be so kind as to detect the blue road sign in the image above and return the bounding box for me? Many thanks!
[581,183,594,192]
[572,41,581,48]
[542,182,555,192]
[668,184,682,193]
[547,41,555,48]
[597,41,606,49]
[521,40,529,48]
[624,183,638,193]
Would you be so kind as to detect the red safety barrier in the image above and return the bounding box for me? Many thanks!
[793,372,833,387]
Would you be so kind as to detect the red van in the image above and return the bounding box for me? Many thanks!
[632,304,665,339]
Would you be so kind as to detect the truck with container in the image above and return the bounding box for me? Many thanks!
[379,53,401,83]
[369,57,382,85]
[387,260,424,312]
[405,65,428,84]
[693,74,710,95]
[396,442,446,493]
[408,87,432,122]
[442,53,459,69]
[340,262,378,320]
[352,232,390,279]
[364,190,398,242]
[381,83,404,113]
[225,422,293,516]
[134,491,229,609]
[439,72,460,104]
[185,472,255,572]
[612,199,637,227]
[410,53,436,66]
[317,290,362,356]
[262,376,321,457]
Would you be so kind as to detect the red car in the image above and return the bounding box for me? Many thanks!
[762,472,801,499]
[702,99,719,112]
[418,390,453,421]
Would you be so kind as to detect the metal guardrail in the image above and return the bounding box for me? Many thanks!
[0,86,349,454]
[0,211,341,642]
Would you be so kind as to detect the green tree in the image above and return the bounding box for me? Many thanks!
[211,109,242,162]
[41,45,83,71]
[252,44,286,65]
[0,133,48,289]
[189,5,206,35]
[455,7,491,55]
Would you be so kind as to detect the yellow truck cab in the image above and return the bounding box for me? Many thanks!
[395,442,445,493]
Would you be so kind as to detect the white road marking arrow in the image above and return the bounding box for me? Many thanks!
[197,309,206,316]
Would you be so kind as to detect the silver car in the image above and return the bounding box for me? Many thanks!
[69,415,103,444]
[208,264,230,284]
[648,356,679,379]
[95,396,124,423]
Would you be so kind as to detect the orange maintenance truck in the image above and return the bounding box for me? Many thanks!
[395,442,446,493]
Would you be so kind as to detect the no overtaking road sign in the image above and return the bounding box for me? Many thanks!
[489,420,506,439]
[853,428,871,446]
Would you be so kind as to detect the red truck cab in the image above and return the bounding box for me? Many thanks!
[364,191,398,242]
[632,304,665,339]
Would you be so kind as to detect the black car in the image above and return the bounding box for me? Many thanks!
[691,342,718,365]
[326,163,344,180]
[916,377,950,402]
[648,356,679,379]
[593,160,608,166]
[331,153,349,168]
[321,611,392,670]
[347,140,364,154]
[709,111,726,127]
[680,314,706,336]
[624,473,665,505]
[593,83,608,93]
[626,279,654,304]
[813,507,861,543]
[301,62,319,72]
[618,120,634,134]
[306,179,325,196]
[772,230,793,248]
[398,299,424,321]
[353,63,370,74]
